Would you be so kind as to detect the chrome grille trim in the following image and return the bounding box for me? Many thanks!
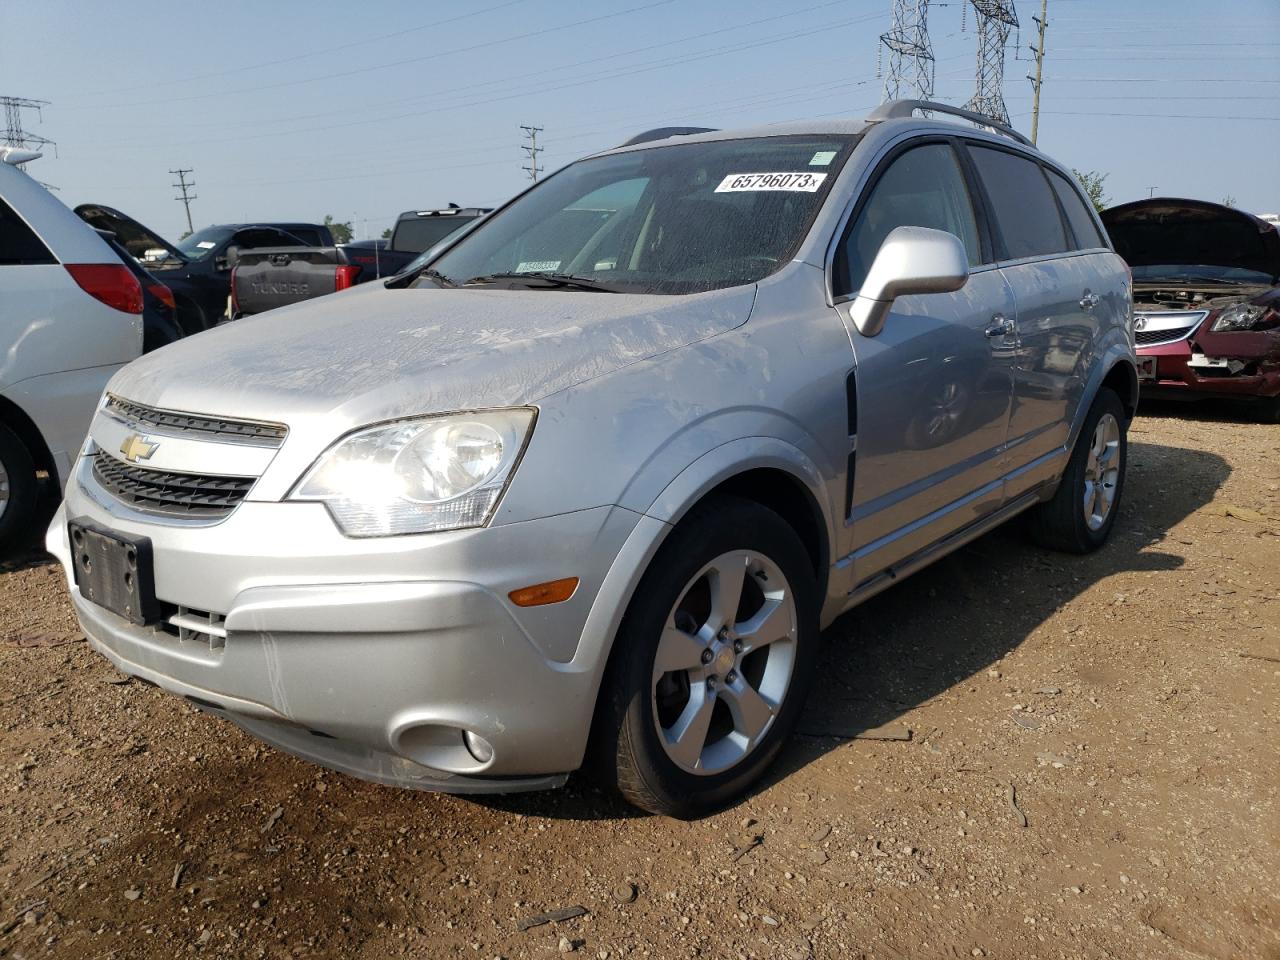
[104,395,287,447]
[1133,310,1208,348]
[91,450,255,518]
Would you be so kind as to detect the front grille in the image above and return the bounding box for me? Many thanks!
[92,450,254,518]
[105,395,287,446]
[1133,310,1207,348]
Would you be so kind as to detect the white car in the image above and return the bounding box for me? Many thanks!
[0,147,142,554]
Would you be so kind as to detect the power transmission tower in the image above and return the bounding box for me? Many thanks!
[170,168,196,234]
[1,95,55,153]
[520,125,544,181]
[964,0,1019,124]
[879,0,934,102]
[1027,0,1048,144]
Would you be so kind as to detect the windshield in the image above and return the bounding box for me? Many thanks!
[1131,263,1273,285]
[424,134,856,295]
[176,226,234,261]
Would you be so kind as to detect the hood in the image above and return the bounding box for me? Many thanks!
[74,203,187,264]
[107,283,756,431]
[1102,198,1280,284]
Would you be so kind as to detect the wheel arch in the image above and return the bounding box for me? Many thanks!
[0,394,57,480]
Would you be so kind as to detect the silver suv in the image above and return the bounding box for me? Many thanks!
[48,102,1136,817]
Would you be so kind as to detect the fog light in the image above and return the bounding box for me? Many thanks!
[463,730,494,764]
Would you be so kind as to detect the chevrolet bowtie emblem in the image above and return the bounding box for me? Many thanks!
[119,433,159,463]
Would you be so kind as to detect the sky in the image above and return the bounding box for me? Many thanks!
[3,0,1277,241]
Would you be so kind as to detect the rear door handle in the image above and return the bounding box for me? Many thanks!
[1079,291,1100,310]
[985,314,1014,339]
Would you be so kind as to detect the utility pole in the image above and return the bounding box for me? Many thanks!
[520,125,543,181]
[1027,0,1048,144]
[1147,186,1157,198]
[170,168,196,234]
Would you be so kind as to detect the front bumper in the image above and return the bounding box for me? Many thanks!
[1137,330,1280,401]
[49,471,659,791]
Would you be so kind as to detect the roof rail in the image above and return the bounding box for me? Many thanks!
[867,100,1034,148]
[0,146,42,165]
[618,126,717,148]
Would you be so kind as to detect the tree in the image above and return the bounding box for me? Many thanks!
[381,227,392,240]
[322,214,353,244]
[1072,169,1109,214]
[1221,194,1237,208]
[178,229,192,242]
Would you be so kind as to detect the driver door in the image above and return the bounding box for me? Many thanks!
[832,140,1016,587]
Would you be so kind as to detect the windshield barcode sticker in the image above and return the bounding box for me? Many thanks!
[715,172,827,193]
[515,260,561,273]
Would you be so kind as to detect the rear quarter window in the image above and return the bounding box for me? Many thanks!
[1046,169,1107,250]
[0,197,57,265]
[968,145,1069,261]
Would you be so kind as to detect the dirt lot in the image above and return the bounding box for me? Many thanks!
[1,406,1277,960]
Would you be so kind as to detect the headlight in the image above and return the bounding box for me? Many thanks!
[1210,302,1274,332]
[290,409,535,536]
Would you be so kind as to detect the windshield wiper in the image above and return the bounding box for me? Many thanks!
[415,268,456,288]
[462,271,619,293]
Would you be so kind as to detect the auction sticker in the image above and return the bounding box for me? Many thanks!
[715,172,826,193]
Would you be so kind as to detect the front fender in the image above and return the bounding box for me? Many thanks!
[1068,337,1138,454]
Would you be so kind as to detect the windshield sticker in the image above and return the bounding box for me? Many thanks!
[715,172,827,193]
[515,260,561,273]
[196,241,217,249]
[809,150,837,166]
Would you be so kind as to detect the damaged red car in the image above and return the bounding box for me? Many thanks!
[1102,198,1280,421]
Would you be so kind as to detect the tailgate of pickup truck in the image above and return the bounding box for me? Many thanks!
[233,247,345,315]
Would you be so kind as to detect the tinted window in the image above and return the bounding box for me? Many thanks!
[1046,169,1106,249]
[428,135,857,296]
[177,226,235,260]
[0,198,56,265]
[288,228,324,245]
[835,142,982,297]
[235,228,304,250]
[392,216,479,253]
[968,146,1068,260]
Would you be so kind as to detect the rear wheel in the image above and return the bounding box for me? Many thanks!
[1028,387,1127,553]
[0,422,40,558]
[593,497,819,818]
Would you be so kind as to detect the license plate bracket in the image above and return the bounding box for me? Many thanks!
[67,522,159,626]
[1137,356,1157,381]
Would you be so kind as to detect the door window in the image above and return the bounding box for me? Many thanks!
[0,198,56,265]
[1045,169,1106,250]
[968,146,1069,260]
[834,142,982,298]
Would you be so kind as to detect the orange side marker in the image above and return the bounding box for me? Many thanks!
[508,577,580,607]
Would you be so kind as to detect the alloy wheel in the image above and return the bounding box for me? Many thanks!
[650,550,797,775]
[1082,412,1121,531]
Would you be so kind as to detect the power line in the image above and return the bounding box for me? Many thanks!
[521,125,544,181]
[170,168,196,234]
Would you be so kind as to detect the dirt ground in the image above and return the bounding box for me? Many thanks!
[1,405,1277,960]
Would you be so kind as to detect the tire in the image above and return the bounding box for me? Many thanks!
[1028,387,1127,553]
[592,496,820,818]
[0,421,40,558]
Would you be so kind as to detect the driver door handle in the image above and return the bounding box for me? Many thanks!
[985,314,1014,339]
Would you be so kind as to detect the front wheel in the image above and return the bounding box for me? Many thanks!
[1028,387,1127,553]
[0,422,40,558]
[592,497,819,818]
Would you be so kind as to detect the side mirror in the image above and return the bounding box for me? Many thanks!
[215,245,240,272]
[849,226,969,337]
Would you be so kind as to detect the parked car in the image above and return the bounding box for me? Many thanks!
[0,148,142,554]
[95,231,183,354]
[73,205,331,333]
[47,101,1136,816]
[231,206,490,316]
[1101,199,1279,421]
